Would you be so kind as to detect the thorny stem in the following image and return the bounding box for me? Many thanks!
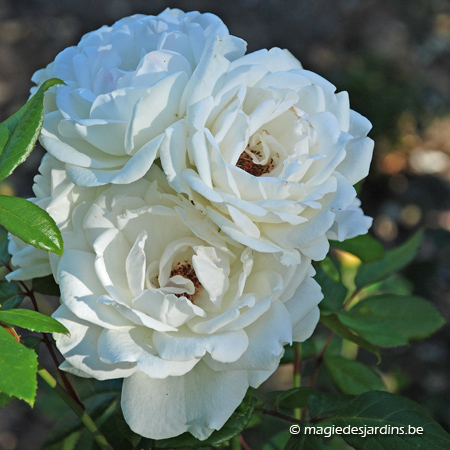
[38,366,114,450]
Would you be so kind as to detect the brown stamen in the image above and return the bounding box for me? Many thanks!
[236,149,274,176]
[170,262,201,302]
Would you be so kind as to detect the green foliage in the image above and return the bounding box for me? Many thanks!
[42,383,120,449]
[318,391,450,449]
[0,78,64,181]
[0,65,445,450]
[33,274,61,296]
[315,261,347,312]
[0,309,69,333]
[0,226,10,263]
[283,391,450,449]
[319,314,380,360]
[338,294,445,347]
[0,195,63,256]
[0,325,37,406]
[324,356,385,395]
[330,234,385,262]
[0,280,25,310]
[285,433,322,450]
[355,230,423,288]
[0,392,12,408]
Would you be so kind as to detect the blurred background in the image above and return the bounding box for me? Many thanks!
[0,0,449,448]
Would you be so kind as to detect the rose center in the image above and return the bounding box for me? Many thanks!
[170,261,201,302]
[236,149,275,176]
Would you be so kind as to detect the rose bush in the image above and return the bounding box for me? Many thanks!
[32,8,246,186]
[52,166,323,440]
[161,48,373,265]
[5,7,376,444]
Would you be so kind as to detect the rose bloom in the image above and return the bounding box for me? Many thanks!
[161,47,373,265]
[52,166,322,440]
[33,8,246,186]
[7,155,104,281]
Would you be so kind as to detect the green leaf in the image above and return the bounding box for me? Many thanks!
[269,387,353,421]
[0,78,64,181]
[318,391,450,449]
[320,314,381,361]
[338,294,446,347]
[331,234,385,262]
[21,335,42,352]
[0,226,10,263]
[98,404,142,449]
[315,261,347,312]
[32,275,61,296]
[150,389,257,448]
[0,392,12,408]
[261,430,291,450]
[43,391,119,449]
[285,432,323,450]
[324,356,385,395]
[0,326,37,405]
[0,195,63,256]
[0,309,69,333]
[269,387,315,409]
[355,230,423,288]
[0,280,25,310]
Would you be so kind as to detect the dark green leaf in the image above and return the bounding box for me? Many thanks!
[0,78,64,181]
[43,391,118,448]
[317,391,450,450]
[152,389,256,448]
[320,314,381,361]
[0,280,25,310]
[261,430,291,450]
[0,195,63,256]
[355,230,423,288]
[99,404,142,449]
[0,326,37,405]
[285,432,323,450]
[43,432,81,450]
[0,309,69,333]
[21,335,42,352]
[32,274,60,296]
[331,234,385,262]
[0,226,10,263]
[324,356,385,395]
[0,392,12,408]
[315,262,347,312]
[338,294,445,347]
[269,387,315,409]
[269,387,353,421]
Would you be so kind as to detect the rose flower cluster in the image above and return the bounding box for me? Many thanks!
[8,9,373,441]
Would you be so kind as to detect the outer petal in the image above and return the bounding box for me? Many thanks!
[53,305,137,380]
[121,361,249,440]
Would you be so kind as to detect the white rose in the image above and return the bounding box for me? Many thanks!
[52,166,322,440]
[34,8,246,186]
[6,154,105,281]
[161,48,374,265]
